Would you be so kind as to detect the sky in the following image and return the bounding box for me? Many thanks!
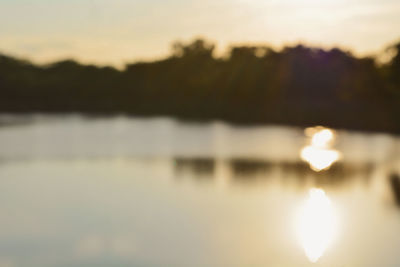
[0,0,400,67]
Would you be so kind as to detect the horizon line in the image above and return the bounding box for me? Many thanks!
[1,36,398,69]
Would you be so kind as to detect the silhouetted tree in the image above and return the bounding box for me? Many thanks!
[0,38,400,133]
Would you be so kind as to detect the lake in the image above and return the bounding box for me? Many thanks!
[0,115,399,267]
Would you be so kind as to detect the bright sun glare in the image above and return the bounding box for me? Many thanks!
[300,128,341,171]
[296,188,337,263]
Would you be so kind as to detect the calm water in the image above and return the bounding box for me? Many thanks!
[0,115,400,267]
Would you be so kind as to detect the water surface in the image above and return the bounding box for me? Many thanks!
[0,115,400,267]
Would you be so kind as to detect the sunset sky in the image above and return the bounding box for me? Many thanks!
[1,0,400,66]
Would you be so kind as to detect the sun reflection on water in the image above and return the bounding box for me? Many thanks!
[301,127,341,171]
[296,188,338,263]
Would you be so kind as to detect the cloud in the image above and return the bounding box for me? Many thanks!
[0,258,15,267]
[75,234,137,259]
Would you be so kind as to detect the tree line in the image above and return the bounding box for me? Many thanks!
[1,39,400,133]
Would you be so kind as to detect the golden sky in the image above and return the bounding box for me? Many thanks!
[1,0,399,66]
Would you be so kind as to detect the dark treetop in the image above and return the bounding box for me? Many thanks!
[1,39,400,133]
